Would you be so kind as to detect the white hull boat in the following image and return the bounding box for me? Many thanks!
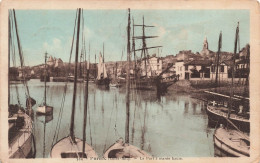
[37,105,53,115]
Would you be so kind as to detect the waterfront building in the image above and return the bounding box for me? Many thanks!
[141,54,162,77]
[183,60,212,80]
[210,60,229,80]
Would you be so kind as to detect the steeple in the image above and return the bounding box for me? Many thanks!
[203,36,208,50]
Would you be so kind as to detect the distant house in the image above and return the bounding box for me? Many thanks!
[184,60,212,80]
[141,55,162,77]
[210,60,229,80]
[54,58,64,68]
[175,60,186,80]
[47,56,55,67]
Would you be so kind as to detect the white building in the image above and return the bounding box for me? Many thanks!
[141,56,162,77]
[210,61,230,80]
[176,60,212,80]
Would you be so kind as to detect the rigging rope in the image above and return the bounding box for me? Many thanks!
[51,9,78,146]
[10,11,21,107]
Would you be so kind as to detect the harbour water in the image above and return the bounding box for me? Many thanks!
[9,79,214,158]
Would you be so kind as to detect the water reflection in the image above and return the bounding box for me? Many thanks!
[9,79,214,157]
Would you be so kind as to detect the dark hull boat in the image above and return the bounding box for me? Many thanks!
[206,104,249,132]
[213,23,250,158]
[96,78,110,88]
[134,78,173,93]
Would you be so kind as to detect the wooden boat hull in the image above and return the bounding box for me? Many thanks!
[50,136,98,158]
[96,78,110,89]
[213,127,250,157]
[9,111,34,158]
[103,139,152,158]
[37,105,53,115]
[9,134,33,158]
[206,105,249,132]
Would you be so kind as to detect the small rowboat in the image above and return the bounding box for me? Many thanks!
[214,127,250,157]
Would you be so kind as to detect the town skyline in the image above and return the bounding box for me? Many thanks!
[12,9,249,66]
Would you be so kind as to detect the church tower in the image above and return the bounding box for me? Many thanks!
[203,37,208,50]
[200,36,210,57]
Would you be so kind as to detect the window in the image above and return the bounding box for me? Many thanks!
[220,66,224,72]
[185,65,188,71]
[180,66,182,71]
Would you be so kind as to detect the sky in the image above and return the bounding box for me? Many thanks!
[11,9,249,66]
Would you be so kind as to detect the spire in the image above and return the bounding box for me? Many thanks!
[203,36,208,50]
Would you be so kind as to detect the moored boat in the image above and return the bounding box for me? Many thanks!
[213,22,250,158]
[96,44,110,88]
[206,103,249,132]
[104,138,151,158]
[51,136,97,158]
[213,126,250,157]
[104,9,152,159]
[8,9,36,159]
[50,8,98,159]
[9,106,34,158]
[37,52,54,115]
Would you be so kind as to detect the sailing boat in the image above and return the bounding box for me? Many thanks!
[213,22,250,157]
[96,44,110,88]
[206,28,250,133]
[110,62,122,88]
[37,52,53,115]
[51,8,97,158]
[132,15,173,93]
[8,9,36,158]
[103,9,152,159]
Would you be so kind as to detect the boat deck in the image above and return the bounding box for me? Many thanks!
[207,105,249,122]
[214,127,249,157]
[104,139,152,158]
[9,111,33,158]
[51,136,98,158]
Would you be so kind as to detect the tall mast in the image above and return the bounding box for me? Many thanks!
[125,8,131,144]
[228,22,239,118]
[132,18,136,75]
[133,16,162,77]
[103,43,105,77]
[142,16,147,77]
[215,31,222,86]
[8,11,11,105]
[44,52,47,105]
[82,9,89,154]
[13,9,32,116]
[95,52,96,79]
[115,62,118,78]
[70,8,81,142]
